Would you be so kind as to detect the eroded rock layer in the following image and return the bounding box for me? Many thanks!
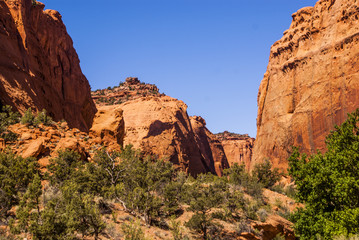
[0,0,96,131]
[120,96,210,176]
[253,0,359,170]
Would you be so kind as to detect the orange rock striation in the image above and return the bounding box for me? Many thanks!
[0,0,96,131]
[253,0,359,171]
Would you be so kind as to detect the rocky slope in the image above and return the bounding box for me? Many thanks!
[216,131,255,171]
[253,0,359,170]
[1,109,124,168]
[0,0,96,131]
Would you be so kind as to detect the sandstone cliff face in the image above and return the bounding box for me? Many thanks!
[190,116,229,176]
[0,0,96,131]
[216,132,255,171]
[120,96,217,176]
[253,0,359,170]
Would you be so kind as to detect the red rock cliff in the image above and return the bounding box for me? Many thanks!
[190,116,229,176]
[0,0,96,131]
[120,96,212,176]
[253,0,359,170]
[216,132,254,171]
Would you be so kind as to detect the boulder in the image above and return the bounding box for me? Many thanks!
[22,137,46,158]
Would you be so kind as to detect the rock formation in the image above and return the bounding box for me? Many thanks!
[93,79,236,176]
[92,77,164,106]
[120,96,213,176]
[216,131,255,171]
[90,105,124,151]
[190,116,229,176]
[253,0,359,170]
[0,0,96,131]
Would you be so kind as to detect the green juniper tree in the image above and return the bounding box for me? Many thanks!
[289,109,359,239]
[0,151,39,221]
[184,174,226,239]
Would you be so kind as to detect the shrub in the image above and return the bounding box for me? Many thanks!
[1,130,18,143]
[257,208,268,222]
[0,151,39,220]
[34,109,53,126]
[184,174,226,239]
[122,220,147,240]
[271,183,285,194]
[284,184,296,198]
[0,105,20,143]
[20,108,35,126]
[252,159,281,188]
[0,105,20,130]
[235,219,253,234]
[273,233,286,240]
[224,163,264,200]
[169,216,190,240]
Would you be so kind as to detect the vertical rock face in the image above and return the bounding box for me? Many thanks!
[216,132,255,171]
[0,0,96,131]
[253,0,359,170]
[190,116,229,176]
[120,96,211,176]
[90,105,124,151]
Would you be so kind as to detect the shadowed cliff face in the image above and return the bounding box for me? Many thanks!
[190,116,230,176]
[253,0,359,171]
[0,0,96,131]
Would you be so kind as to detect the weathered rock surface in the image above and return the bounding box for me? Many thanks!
[0,0,96,131]
[253,0,359,170]
[190,116,229,176]
[253,215,295,240]
[90,105,124,151]
[120,96,218,176]
[216,131,255,171]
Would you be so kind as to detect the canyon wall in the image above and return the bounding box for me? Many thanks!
[253,0,359,170]
[0,0,96,131]
[216,132,255,171]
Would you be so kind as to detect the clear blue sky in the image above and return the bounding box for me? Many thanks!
[43,0,317,137]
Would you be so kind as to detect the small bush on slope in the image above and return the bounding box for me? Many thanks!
[252,159,281,189]
[0,105,20,143]
[289,109,359,239]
